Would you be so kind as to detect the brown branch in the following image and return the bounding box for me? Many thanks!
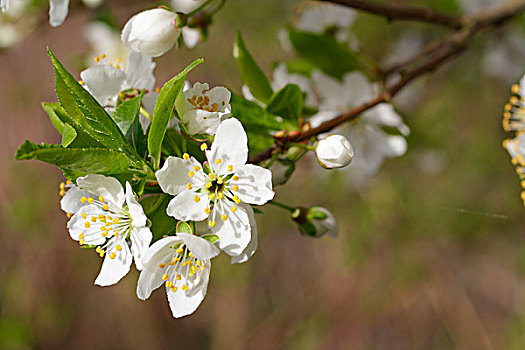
[320,0,464,29]
[248,0,525,164]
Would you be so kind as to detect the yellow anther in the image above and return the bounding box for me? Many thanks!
[208,193,216,200]
[79,233,84,239]
[512,84,520,94]
[505,103,512,111]
[113,218,119,224]
[165,281,172,288]
[510,96,518,105]
[116,245,122,251]
[162,273,168,281]
[173,257,181,262]
[521,180,525,188]
[176,274,182,280]
[176,247,184,254]
[187,183,192,190]
[88,198,94,204]
[66,213,72,218]
[190,266,197,274]
[232,185,239,191]
[200,143,208,151]
[228,165,233,172]
[94,56,100,63]
[80,196,87,203]
[102,232,108,237]
[59,189,65,196]
[206,182,212,189]
[91,216,97,222]
[188,252,194,258]
[115,64,121,70]
[59,182,65,190]
[101,226,106,231]
[209,173,215,180]
[232,176,238,181]
[81,213,87,219]
[231,205,237,213]
[194,165,201,172]
[114,231,119,237]
[78,80,84,85]
[221,214,228,221]
[215,158,222,164]
[233,195,241,204]
[168,261,175,266]
[182,285,188,291]
[196,260,202,267]
[208,220,216,227]
[79,239,85,245]
[171,287,178,292]
[183,153,190,160]
[205,207,211,214]
[99,214,106,220]
[66,180,71,185]
[107,216,112,220]
[521,191,525,201]
[217,193,224,200]
[194,195,201,202]
[182,260,191,267]
[188,171,195,178]
[99,250,105,257]
[103,204,109,211]
[85,222,91,228]
[217,177,223,184]
[100,53,106,59]
[96,247,101,253]
[109,252,116,259]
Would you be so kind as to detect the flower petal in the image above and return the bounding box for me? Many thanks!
[94,239,133,286]
[125,182,147,227]
[156,156,205,196]
[207,118,248,174]
[231,204,258,264]
[166,191,210,222]
[67,204,107,246]
[233,164,274,205]
[211,200,251,256]
[76,174,125,207]
[80,64,126,106]
[137,236,180,300]
[178,232,219,261]
[130,227,153,270]
[49,0,69,27]
[167,264,210,318]
[124,50,156,91]
[60,186,92,214]
[183,109,221,135]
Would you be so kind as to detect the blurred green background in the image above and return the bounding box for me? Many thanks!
[2,0,525,349]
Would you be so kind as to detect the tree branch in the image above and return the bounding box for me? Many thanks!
[320,0,464,29]
[248,0,525,164]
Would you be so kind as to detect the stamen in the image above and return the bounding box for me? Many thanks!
[188,171,195,178]
[232,176,238,181]
[116,245,122,251]
[103,204,109,211]
[109,252,116,259]
[221,214,228,221]
[208,220,216,227]
[201,143,208,151]
[162,273,169,281]
[228,165,233,172]
[176,247,184,254]
[80,196,87,203]
[85,222,90,228]
[88,198,94,204]
[81,213,87,219]
[187,183,192,190]
[183,153,190,160]
[209,193,216,200]
[205,207,211,214]
[194,195,201,202]
[194,165,201,172]
[215,158,222,164]
[232,185,239,191]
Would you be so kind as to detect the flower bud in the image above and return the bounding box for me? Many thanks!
[292,206,338,238]
[171,0,207,14]
[121,8,181,57]
[315,134,353,169]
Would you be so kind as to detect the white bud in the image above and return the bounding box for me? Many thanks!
[171,0,207,14]
[315,134,353,169]
[121,8,181,57]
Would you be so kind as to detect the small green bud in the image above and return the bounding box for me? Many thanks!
[292,206,338,238]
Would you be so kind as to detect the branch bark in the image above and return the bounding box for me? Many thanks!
[248,0,525,164]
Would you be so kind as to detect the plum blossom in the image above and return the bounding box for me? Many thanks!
[296,2,356,42]
[156,118,274,257]
[66,175,152,286]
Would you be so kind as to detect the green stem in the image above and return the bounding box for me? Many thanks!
[265,151,280,169]
[144,195,168,216]
[269,200,295,213]
[186,0,215,17]
[288,142,315,152]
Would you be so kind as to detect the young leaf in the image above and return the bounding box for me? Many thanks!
[233,32,273,104]
[230,94,283,132]
[148,58,203,170]
[112,93,147,157]
[61,123,77,147]
[266,84,303,124]
[15,141,133,175]
[42,102,65,134]
[47,49,141,163]
[288,29,359,79]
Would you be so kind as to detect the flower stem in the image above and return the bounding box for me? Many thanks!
[287,142,315,152]
[269,200,295,213]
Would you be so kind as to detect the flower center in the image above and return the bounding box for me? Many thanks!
[158,244,204,293]
[187,94,219,112]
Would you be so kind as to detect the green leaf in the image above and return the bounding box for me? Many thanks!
[176,221,193,234]
[230,94,283,132]
[148,58,203,169]
[61,123,77,147]
[288,29,360,79]
[266,84,303,124]
[201,234,219,243]
[42,102,65,134]
[15,140,132,175]
[47,49,140,163]
[113,93,147,157]
[141,195,177,242]
[233,32,273,104]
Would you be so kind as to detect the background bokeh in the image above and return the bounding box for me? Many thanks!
[2,0,525,348]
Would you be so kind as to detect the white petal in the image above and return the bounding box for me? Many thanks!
[60,186,92,214]
[76,174,125,207]
[80,65,126,106]
[183,109,222,135]
[233,164,274,205]
[207,118,248,173]
[130,227,153,270]
[94,239,133,286]
[211,201,251,256]
[385,135,408,157]
[178,232,219,261]
[182,26,201,48]
[137,237,180,300]
[167,264,210,318]
[1,0,8,13]
[124,50,156,91]
[231,204,258,264]
[67,204,106,246]
[125,182,147,227]
[170,0,207,14]
[166,191,210,222]
[156,156,204,196]
[49,0,69,27]
[206,86,231,112]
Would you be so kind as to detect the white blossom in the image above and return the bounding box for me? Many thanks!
[296,2,356,42]
[66,175,152,286]
[156,118,274,257]
[121,8,181,57]
[171,0,207,14]
[316,134,354,169]
[137,231,219,318]
[84,22,129,69]
[175,82,231,135]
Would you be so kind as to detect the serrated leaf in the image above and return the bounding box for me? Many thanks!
[113,93,147,157]
[47,49,141,163]
[140,195,177,242]
[61,123,77,147]
[15,140,132,175]
[148,58,203,169]
[266,84,303,124]
[233,32,273,104]
[288,29,360,79]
